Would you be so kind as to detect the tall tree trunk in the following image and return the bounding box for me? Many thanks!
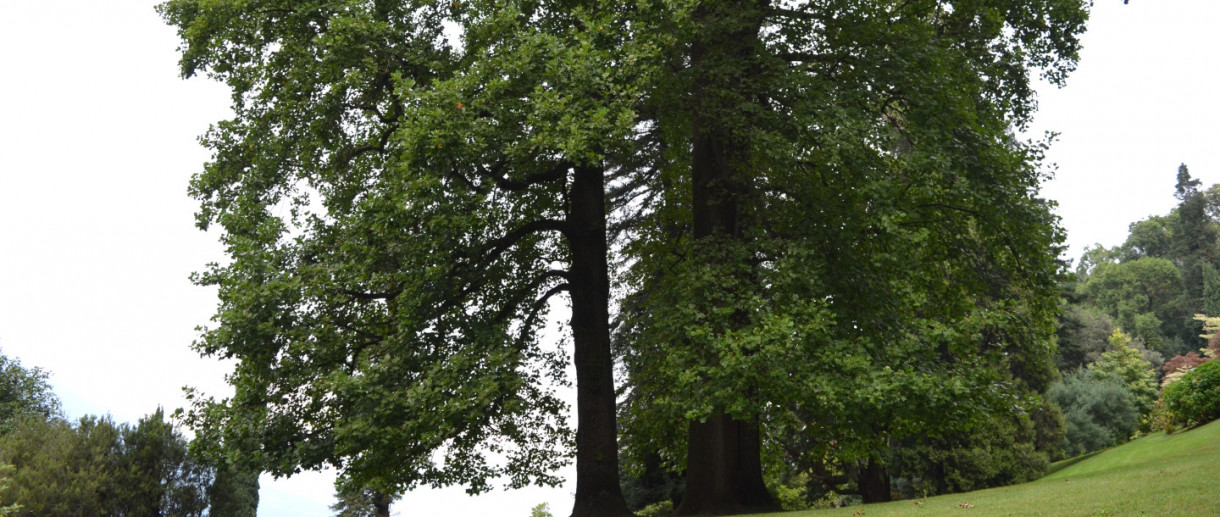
[568,164,634,517]
[676,4,777,513]
[677,415,775,515]
[858,457,892,504]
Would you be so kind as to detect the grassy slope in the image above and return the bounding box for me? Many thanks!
[760,419,1220,517]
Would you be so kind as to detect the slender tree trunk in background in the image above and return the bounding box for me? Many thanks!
[208,463,259,517]
[676,4,777,513]
[568,164,634,517]
[374,491,391,517]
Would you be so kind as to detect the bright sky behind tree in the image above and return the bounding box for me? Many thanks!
[0,1,1217,515]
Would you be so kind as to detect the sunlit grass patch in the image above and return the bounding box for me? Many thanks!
[758,419,1220,517]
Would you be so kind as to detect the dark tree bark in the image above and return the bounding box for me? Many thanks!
[858,457,892,504]
[568,164,634,517]
[374,491,391,517]
[676,415,776,515]
[675,4,778,513]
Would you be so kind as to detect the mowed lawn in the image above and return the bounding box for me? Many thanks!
[761,419,1220,517]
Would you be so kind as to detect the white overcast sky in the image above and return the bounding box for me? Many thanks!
[0,1,1217,516]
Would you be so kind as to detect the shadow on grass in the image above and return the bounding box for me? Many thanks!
[1042,449,1104,477]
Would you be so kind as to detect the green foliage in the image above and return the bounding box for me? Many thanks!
[1171,165,1219,309]
[1119,215,1175,261]
[1054,304,1118,372]
[0,352,59,431]
[620,0,1080,470]
[769,473,813,512]
[1089,330,1158,418]
[159,0,644,497]
[1067,170,1220,390]
[891,403,1052,497]
[120,408,212,516]
[1162,360,1220,428]
[1078,257,1183,352]
[0,411,212,517]
[529,502,555,517]
[161,0,1087,507]
[0,465,19,516]
[208,462,259,517]
[331,485,392,517]
[618,452,682,512]
[1202,263,1220,316]
[635,500,674,517]
[1048,370,1140,457]
[0,416,118,516]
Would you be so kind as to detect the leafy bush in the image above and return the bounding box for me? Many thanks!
[891,405,1052,496]
[1047,369,1140,456]
[1162,360,1220,428]
[635,500,673,517]
[768,472,812,511]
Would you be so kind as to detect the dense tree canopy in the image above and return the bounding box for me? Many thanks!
[162,0,1089,514]
[617,0,1084,510]
[161,0,645,513]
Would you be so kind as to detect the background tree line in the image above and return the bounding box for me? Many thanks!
[0,350,258,516]
[1041,165,1220,472]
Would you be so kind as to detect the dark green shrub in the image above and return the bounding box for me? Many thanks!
[1163,360,1220,428]
[891,408,1050,497]
[1047,370,1139,456]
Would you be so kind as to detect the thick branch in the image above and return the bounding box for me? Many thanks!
[477,161,573,192]
[478,219,572,265]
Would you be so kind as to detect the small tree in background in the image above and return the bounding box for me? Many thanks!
[207,463,259,517]
[1048,370,1140,457]
[331,486,393,517]
[1089,330,1158,418]
[1055,305,1120,372]
[0,351,60,431]
[529,503,555,517]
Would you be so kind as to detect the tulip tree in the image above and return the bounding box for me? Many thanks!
[162,0,1091,515]
[616,0,1086,512]
[160,0,645,514]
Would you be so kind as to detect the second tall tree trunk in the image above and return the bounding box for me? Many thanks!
[676,3,777,513]
[568,164,634,517]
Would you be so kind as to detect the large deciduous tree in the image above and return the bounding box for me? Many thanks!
[617,0,1085,513]
[164,0,1087,514]
[161,1,642,514]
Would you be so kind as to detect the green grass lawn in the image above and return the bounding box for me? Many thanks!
[759,419,1220,517]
